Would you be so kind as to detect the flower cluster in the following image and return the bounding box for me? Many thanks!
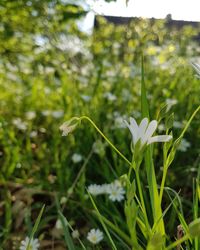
[88,180,125,202]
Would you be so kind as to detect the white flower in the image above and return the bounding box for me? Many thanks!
[59,118,80,136]
[81,95,91,102]
[41,110,51,116]
[55,219,63,230]
[60,196,67,204]
[178,138,191,152]
[124,117,172,149]
[30,131,38,138]
[72,229,80,239]
[87,229,103,244]
[12,118,27,131]
[72,153,83,163]
[103,92,117,101]
[92,140,105,157]
[107,182,125,202]
[88,184,106,196]
[173,121,183,129]
[52,110,64,118]
[158,124,165,132]
[25,111,36,120]
[20,237,40,250]
[166,98,178,111]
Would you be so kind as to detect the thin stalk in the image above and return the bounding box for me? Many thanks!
[166,234,190,250]
[159,164,168,204]
[135,170,150,233]
[80,116,131,166]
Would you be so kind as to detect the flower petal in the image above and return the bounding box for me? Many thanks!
[147,135,172,144]
[124,118,138,145]
[138,118,149,138]
[141,120,157,145]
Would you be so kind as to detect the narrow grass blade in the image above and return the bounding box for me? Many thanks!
[88,191,118,250]
[58,211,76,250]
[141,56,164,234]
[27,204,45,250]
[92,210,133,246]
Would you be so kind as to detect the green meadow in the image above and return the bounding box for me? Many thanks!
[0,1,200,249]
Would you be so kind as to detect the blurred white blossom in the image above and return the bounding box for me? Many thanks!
[72,153,83,163]
[30,131,38,138]
[60,197,67,204]
[81,95,91,102]
[19,237,40,250]
[166,98,177,110]
[72,229,80,239]
[25,111,36,120]
[52,110,64,118]
[87,229,103,245]
[173,121,183,129]
[55,219,63,230]
[12,118,27,131]
[178,138,191,152]
[103,92,117,101]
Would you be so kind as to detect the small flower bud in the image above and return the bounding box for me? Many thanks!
[59,117,80,136]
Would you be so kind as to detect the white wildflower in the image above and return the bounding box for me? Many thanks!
[16,162,22,169]
[81,95,91,102]
[72,153,83,163]
[92,140,105,157]
[55,219,63,230]
[103,92,117,101]
[30,131,38,138]
[124,117,172,149]
[72,229,80,239]
[88,184,106,196]
[158,124,165,132]
[12,118,27,131]
[19,237,40,250]
[166,98,177,110]
[107,181,125,202]
[25,111,36,120]
[178,138,191,152]
[173,121,183,129]
[59,118,80,136]
[52,110,64,118]
[41,110,51,116]
[87,229,103,244]
[60,196,67,204]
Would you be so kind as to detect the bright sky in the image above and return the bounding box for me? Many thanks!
[89,0,200,21]
[79,0,200,33]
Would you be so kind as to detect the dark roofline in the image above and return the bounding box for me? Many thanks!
[94,15,200,28]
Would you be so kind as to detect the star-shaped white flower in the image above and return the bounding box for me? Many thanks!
[124,117,172,148]
[87,229,103,244]
[19,237,40,250]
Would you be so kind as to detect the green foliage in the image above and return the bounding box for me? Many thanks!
[0,1,200,249]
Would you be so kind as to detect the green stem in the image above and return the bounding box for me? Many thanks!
[135,168,150,233]
[92,211,133,246]
[159,165,168,204]
[166,234,190,250]
[80,116,132,166]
